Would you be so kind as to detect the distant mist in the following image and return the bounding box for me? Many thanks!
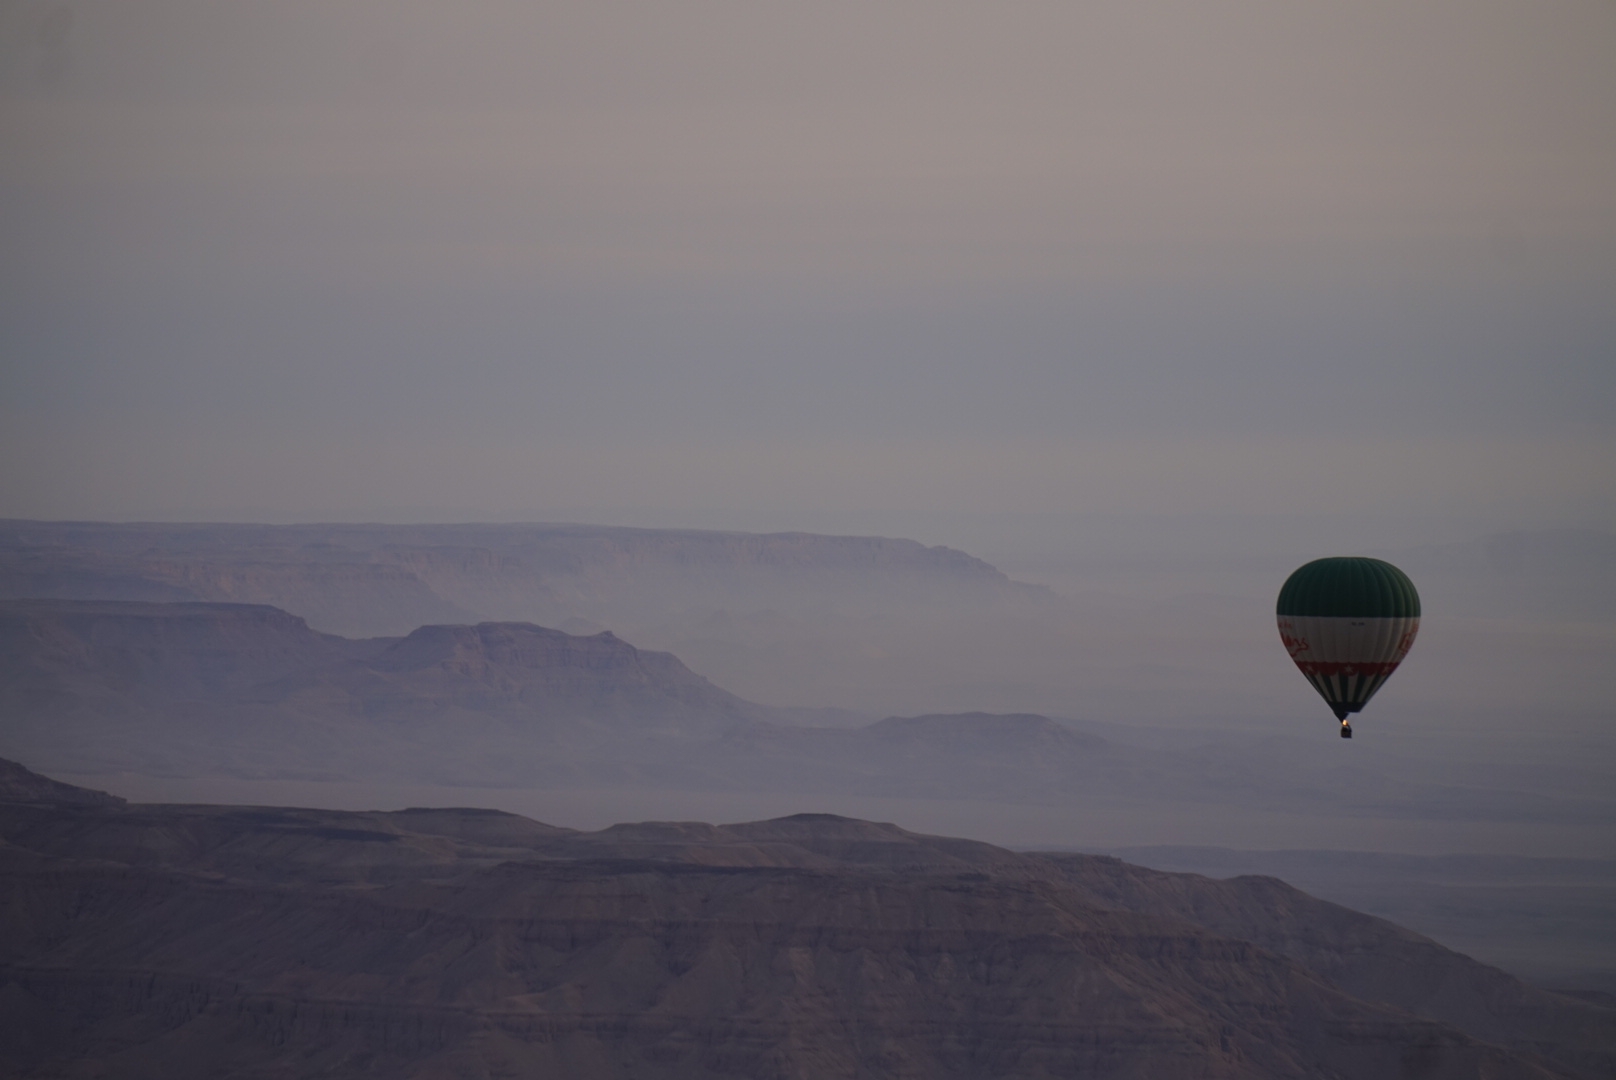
[2,0,1612,858]
[3,3,1612,537]
[4,521,1612,862]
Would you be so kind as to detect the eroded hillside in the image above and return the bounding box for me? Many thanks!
[2,760,1610,1079]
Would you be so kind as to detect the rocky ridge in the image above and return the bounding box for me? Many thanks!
[1,759,1611,1079]
[6,599,1614,835]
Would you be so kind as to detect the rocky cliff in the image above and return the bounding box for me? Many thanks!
[1,759,1609,1079]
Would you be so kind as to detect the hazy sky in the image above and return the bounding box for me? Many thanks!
[3,0,1612,555]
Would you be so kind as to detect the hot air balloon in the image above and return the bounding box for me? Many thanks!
[1276,557,1420,738]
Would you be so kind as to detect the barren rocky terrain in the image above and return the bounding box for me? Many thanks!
[2,758,1612,1079]
[1106,846,1616,1000]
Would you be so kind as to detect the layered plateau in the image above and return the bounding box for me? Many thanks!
[2,759,1612,1079]
[7,599,1611,841]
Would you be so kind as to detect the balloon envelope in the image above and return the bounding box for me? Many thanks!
[1276,557,1420,722]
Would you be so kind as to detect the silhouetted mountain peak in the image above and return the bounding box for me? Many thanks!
[0,756,124,806]
[347,620,759,729]
[372,621,645,674]
[2,602,764,735]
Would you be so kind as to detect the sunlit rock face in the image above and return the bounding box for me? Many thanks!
[1,759,1610,1080]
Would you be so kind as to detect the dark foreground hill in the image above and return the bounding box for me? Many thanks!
[1,759,1611,1079]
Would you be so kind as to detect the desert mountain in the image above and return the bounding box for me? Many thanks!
[1,758,1610,1079]
[6,598,1614,836]
[2,598,771,785]
[0,754,124,807]
[5,520,1609,808]
[0,519,1038,638]
[0,518,1071,721]
[2,598,757,726]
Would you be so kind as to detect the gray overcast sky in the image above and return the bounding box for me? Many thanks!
[2,0,1613,554]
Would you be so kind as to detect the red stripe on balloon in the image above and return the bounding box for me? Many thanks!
[1293,661,1402,677]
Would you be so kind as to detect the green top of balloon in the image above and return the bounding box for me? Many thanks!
[1276,557,1421,618]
